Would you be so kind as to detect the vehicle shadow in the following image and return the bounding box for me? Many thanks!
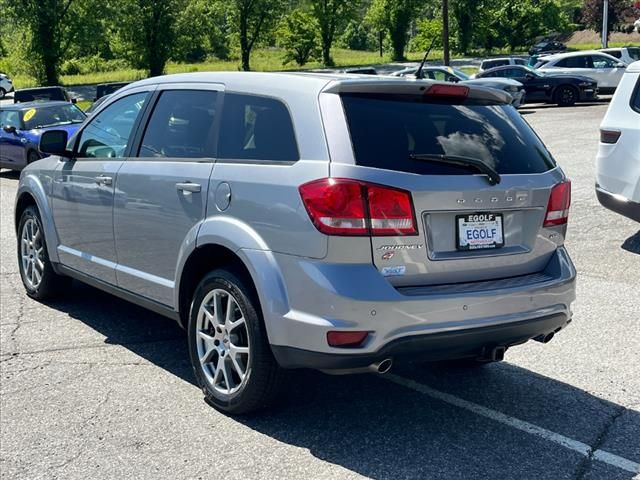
[621,230,640,255]
[0,169,20,180]
[44,280,639,480]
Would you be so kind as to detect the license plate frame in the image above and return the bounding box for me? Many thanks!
[456,212,505,251]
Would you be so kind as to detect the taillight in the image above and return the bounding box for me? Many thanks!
[600,129,621,144]
[327,331,369,348]
[544,181,571,227]
[424,84,470,99]
[299,178,417,236]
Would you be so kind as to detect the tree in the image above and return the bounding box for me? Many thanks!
[366,0,421,61]
[174,0,230,63]
[276,9,321,66]
[5,0,77,85]
[230,0,283,71]
[582,0,637,36]
[111,0,178,77]
[310,0,358,67]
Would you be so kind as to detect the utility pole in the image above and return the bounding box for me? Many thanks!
[602,0,609,48]
[443,0,450,66]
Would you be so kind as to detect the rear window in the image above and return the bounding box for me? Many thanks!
[341,93,556,175]
[482,60,507,70]
[627,48,640,61]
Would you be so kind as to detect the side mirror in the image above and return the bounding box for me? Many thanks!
[525,73,535,80]
[71,98,77,104]
[616,62,627,69]
[40,130,71,157]
[2,125,17,134]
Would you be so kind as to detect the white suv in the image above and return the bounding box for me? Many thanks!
[599,47,640,66]
[596,60,640,222]
[536,50,627,94]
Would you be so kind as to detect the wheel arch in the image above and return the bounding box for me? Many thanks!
[15,177,60,263]
[176,242,290,349]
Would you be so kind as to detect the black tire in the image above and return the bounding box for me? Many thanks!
[188,268,286,414]
[554,85,578,107]
[17,206,70,300]
[27,150,40,165]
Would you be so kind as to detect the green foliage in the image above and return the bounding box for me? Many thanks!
[310,0,359,66]
[411,18,445,51]
[173,0,231,63]
[60,56,130,75]
[110,0,179,77]
[276,9,320,66]
[229,0,284,71]
[366,0,422,61]
[337,20,378,51]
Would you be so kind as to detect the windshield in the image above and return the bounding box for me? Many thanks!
[341,93,556,175]
[21,104,86,130]
[628,48,640,61]
[451,68,471,80]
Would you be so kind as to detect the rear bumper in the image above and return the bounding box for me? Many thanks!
[251,247,577,370]
[273,313,570,369]
[596,185,640,222]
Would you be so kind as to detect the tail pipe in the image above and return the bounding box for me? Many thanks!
[369,358,393,374]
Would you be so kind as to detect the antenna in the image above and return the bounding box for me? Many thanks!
[415,37,437,79]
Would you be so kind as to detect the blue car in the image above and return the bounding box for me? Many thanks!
[0,101,86,170]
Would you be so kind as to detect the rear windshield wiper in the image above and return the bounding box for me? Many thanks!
[409,153,501,185]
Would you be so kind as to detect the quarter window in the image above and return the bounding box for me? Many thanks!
[591,55,617,69]
[76,92,147,158]
[138,90,218,159]
[218,93,298,162]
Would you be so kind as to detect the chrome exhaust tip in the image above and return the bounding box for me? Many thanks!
[370,358,393,374]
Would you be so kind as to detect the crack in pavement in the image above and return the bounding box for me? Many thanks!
[573,405,628,480]
[0,336,184,361]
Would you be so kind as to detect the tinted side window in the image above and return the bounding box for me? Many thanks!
[556,56,588,68]
[76,92,147,158]
[139,90,218,159]
[218,93,298,162]
[603,50,622,59]
[0,111,21,129]
[514,59,527,65]
[591,55,617,68]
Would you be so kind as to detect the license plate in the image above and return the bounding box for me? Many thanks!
[456,213,504,251]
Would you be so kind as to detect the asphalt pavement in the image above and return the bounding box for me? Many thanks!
[1,101,639,480]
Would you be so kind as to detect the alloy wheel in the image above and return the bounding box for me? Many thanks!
[195,289,251,395]
[20,218,45,290]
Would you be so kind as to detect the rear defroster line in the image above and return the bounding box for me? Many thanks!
[385,373,640,475]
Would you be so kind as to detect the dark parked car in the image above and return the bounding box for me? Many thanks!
[475,65,598,106]
[14,86,75,104]
[95,82,129,100]
[0,101,86,170]
[529,40,567,56]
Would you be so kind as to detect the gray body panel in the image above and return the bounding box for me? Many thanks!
[114,160,214,305]
[51,159,122,284]
[15,71,577,370]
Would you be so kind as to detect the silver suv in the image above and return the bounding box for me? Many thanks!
[15,72,577,414]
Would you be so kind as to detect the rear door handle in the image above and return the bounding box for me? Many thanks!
[95,175,113,186]
[176,182,201,193]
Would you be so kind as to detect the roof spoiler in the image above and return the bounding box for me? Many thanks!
[321,79,512,105]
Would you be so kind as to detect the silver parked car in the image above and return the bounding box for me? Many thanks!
[15,72,576,414]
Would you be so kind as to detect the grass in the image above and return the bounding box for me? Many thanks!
[7,42,638,89]
[568,41,639,50]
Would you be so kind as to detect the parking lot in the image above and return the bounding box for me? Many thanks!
[1,101,639,479]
